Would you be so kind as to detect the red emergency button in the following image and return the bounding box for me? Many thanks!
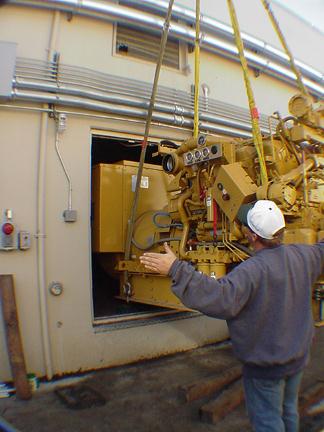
[2,223,14,235]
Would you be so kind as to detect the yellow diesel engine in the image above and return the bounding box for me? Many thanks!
[92,93,324,321]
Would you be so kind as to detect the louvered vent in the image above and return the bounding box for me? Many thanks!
[116,24,180,69]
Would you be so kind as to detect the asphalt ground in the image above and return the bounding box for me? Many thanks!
[0,327,323,432]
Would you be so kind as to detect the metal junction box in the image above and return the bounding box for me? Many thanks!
[0,41,16,98]
[212,162,257,221]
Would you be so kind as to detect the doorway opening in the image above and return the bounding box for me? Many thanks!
[91,133,180,322]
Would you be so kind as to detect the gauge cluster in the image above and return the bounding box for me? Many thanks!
[183,144,222,166]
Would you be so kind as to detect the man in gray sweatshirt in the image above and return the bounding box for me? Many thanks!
[140,200,324,432]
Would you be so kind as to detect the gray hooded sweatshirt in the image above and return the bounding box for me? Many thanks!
[169,240,324,378]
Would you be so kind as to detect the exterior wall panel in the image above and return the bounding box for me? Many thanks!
[0,1,322,379]
[0,6,52,59]
[0,110,44,377]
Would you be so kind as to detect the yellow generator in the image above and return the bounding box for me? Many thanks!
[92,94,324,322]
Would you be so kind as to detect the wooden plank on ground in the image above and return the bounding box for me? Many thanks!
[199,379,244,424]
[0,274,32,400]
[180,364,242,402]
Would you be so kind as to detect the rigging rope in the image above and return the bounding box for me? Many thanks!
[123,0,175,295]
[227,0,268,185]
[193,0,201,138]
[260,0,309,97]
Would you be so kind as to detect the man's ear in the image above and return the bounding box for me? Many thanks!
[250,232,258,243]
[245,228,257,244]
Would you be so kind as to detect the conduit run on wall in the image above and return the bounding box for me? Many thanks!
[6,0,324,98]
[12,57,277,138]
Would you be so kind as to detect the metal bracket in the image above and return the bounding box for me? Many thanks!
[123,281,133,302]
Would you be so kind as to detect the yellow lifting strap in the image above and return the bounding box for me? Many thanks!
[227,0,268,185]
[260,0,309,98]
[193,0,201,138]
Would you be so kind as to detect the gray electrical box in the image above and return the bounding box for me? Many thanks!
[18,231,31,250]
[63,209,77,222]
[0,41,17,98]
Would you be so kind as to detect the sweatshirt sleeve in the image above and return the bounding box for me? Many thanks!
[311,239,324,278]
[296,239,324,281]
[314,239,324,264]
[168,259,255,319]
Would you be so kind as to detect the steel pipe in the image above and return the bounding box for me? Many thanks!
[6,0,324,97]
[15,58,272,127]
[12,89,251,138]
[15,79,257,132]
[35,9,61,382]
[122,0,324,84]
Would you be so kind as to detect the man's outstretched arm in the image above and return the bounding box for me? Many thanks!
[140,243,253,319]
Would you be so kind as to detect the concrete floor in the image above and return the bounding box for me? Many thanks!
[1,328,323,432]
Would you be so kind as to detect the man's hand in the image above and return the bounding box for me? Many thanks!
[140,242,177,275]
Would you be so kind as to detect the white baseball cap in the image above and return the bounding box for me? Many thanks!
[246,200,285,239]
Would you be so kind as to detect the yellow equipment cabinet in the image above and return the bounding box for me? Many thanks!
[92,161,170,253]
[92,160,188,310]
[124,274,187,309]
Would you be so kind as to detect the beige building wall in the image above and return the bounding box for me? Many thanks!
[0,1,322,380]
[0,105,229,379]
[182,0,324,71]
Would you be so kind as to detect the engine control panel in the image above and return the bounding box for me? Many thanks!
[183,143,223,166]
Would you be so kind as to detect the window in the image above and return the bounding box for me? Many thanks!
[115,24,180,69]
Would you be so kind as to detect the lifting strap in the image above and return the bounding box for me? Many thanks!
[227,0,268,185]
[260,0,310,97]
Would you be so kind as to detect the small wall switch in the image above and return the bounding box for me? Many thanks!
[18,231,31,250]
[0,209,17,250]
[63,209,77,222]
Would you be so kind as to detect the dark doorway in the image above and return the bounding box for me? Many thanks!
[91,134,167,320]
